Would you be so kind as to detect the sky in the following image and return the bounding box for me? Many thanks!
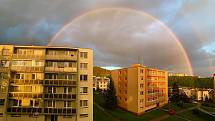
[0,0,214,77]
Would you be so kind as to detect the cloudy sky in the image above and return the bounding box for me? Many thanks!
[0,0,214,77]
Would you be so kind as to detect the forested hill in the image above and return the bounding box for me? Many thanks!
[93,66,111,77]
[168,76,213,88]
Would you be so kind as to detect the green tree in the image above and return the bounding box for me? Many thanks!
[104,76,117,109]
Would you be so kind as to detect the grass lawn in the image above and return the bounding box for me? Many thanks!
[200,105,215,112]
[93,92,213,121]
[177,109,215,121]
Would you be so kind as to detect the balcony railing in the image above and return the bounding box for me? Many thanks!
[11,66,44,72]
[7,107,76,115]
[10,79,43,85]
[9,93,43,98]
[44,80,76,86]
[12,54,45,60]
[0,67,10,72]
[0,55,11,60]
[7,107,43,114]
[44,108,76,115]
[45,55,77,61]
[45,67,77,72]
[43,93,76,100]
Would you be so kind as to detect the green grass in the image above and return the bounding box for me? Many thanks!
[93,92,214,121]
[93,104,116,121]
[177,109,215,121]
[200,105,215,112]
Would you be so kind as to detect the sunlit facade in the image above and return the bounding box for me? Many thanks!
[93,77,110,91]
[0,45,93,121]
[111,64,168,115]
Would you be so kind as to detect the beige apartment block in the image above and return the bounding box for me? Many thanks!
[93,76,110,91]
[111,64,168,115]
[0,45,93,121]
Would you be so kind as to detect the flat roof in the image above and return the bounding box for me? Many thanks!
[0,44,92,50]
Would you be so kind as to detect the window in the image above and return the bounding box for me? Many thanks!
[0,99,4,105]
[15,73,24,79]
[80,100,88,107]
[12,99,22,106]
[47,101,55,107]
[30,100,39,107]
[0,60,9,67]
[80,52,88,58]
[140,91,144,95]
[48,87,56,93]
[64,87,72,94]
[140,84,144,88]
[80,63,88,69]
[140,69,144,73]
[80,75,88,81]
[32,74,36,80]
[64,101,72,108]
[2,49,9,55]
[80,87,88,94]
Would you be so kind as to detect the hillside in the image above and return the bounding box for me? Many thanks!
[93,66,111,77]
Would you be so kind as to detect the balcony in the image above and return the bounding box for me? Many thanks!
[0,67,10,72]
[44,108,76,115]
[10,79,43,85]
[9,93,43,98]
[45,67,77,73]
[45,54,77,61]
[12,54,45,60]
[11,66,44,72]
[44,93,76,100]
[43,80,76,86]
[0,56,11,60]
[7,107,43,114]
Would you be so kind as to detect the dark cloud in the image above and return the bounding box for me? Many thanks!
[0,0,214,76]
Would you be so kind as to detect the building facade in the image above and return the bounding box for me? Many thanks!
[93,77,110,91]
[111,64,168,115]
[0,45,93,121]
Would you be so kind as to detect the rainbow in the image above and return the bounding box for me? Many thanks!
[49,7,194,75]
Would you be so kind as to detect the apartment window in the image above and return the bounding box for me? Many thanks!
[140,99,144,103]
[140,69,144,73]
[80,100,88,107]
[80,75,88,81]
[0,99,5,105]
[80,63,88,69]
[125,98,127,102]
[32,74,36,80]
[48,87,56,93]
[80,87,88,94]
[140,84,144,88]
[0,60,9,67]
[2,49,9,55]
[141,76,144,80]
[30,100,39,107]
[12,99,22,106]
[80,52,88,58]
[64,87,72,94]
[47,101,55,107]
[64,101,72,108]
[15,73,24,79]
[140,91,144,95]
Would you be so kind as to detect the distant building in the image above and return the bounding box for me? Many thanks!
[168,72,188,77]
[111,64,168,115]
[93,76,110,91]
[0,45,93,121]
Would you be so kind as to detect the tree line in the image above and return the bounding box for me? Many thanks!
[168,76,213,88]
